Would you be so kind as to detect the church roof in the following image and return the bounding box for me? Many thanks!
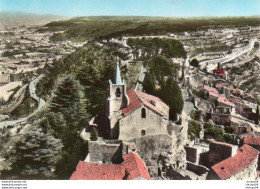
[69,153,150,180]
[210,144,259,180]
[121,89,168,117]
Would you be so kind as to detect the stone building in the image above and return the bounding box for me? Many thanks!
[211,106,231,126]
[85,58,169,141]
[208,141,238,167]
[207,144,259,180]
[70,153,151,180]
[0,73,10,86]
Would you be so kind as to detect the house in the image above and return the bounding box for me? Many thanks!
[211,106,231,126]
[208,141,238,167]
[86,58,169,141]
[242,136,260,168]
[203,85,219,102]
[213,68,226,78]
[70,153,151,180]
[229,95,244,115]
[217,96,235,111]
[207,144,259,180]
[0,73,10,86]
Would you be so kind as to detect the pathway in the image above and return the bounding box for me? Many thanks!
[0,76,46,129]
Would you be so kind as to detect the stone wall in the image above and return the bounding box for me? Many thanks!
[87,140,123,164]
[119,105,168,140]
[211,113,231,126]
[208,142,238,167]
[186,162,209,176]
[129,135,173,178]
[184,146,198,164]
[194,97,212,115]
[207,157,258,180]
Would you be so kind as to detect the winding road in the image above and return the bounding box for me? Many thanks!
[0,76,46,129]
[199,38,257,70]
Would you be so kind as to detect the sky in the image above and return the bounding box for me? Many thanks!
[0,0,260,18]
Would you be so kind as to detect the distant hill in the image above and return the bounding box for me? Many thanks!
[0,12,67,26]
[39,16,260,42]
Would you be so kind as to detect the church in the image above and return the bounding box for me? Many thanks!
[84,58,170,141]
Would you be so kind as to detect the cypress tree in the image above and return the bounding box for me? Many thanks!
[90,127,98,141]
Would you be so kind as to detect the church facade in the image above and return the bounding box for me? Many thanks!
[87,58,170,141]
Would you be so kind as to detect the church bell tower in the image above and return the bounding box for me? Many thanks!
[108,57,127,116]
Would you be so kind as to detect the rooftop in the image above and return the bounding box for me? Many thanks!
[211,144,259,180]
[70,153,150,180]
[122,89,167,117]
[217,96,235,107]
[204,85,219,94]
[243,136,260,146]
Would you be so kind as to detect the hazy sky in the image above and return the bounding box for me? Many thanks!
[1,0,260,18]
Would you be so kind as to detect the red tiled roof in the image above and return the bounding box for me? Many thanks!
[122,90,142,116]
[209,91,220,98]
[122,153,151,180]
[122,90,167,117]
[70,153,151,180]
[217,96,235,107]
[243,136,260,146]
[213,68,224,74]
[70,162,125,180]
[204,85,219,94]
[211,144,259,180]
[135,90,167,107]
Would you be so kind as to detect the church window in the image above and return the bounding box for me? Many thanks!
[141,130,146,136]
[141,108,146,118]
[116,88,121,97]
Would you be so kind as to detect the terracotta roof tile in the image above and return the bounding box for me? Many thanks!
[70,162,125,180]
[204,85,219,94]
[70,153,151,180]
[217,96,235,107]
[121,90,143,116]
[122,153,151,180]
[122,90,167,117]
[135,90,167,107]
[243,136,260,146]
[211,144,259,180]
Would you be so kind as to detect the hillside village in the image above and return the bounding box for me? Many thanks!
[0,17,260,180]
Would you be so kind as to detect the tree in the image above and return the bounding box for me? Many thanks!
[158,77,184,120]
[188,120,202,140]
[190,59,199,67]
[256,105,259,125]
[90,127,98,141]
[143,73,156,94]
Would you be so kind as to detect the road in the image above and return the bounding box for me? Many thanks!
[231,113,260,133]
[0,76,46,129]
[199,38,257,70]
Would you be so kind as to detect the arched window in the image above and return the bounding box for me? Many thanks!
[141,108,146,118]
[116,88,121,97]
